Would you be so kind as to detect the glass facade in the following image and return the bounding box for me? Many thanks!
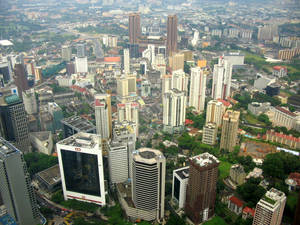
[174,176,180,201]
[61,149,101,196]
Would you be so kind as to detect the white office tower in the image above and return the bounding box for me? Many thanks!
[162,75,172,94]
[22,88,38,115]
[189,67,207,113]
[212,57,232,100]
[253,188,286,225]
[202,123,218,145]
[172,69,188,92]
[142,45,156,66]
[172,166,189,209]
[206,100,225,127]
[124,48,130,74]
[0,138,40,225]
[163,89,186,133]
[154,54,166,77]
[141,80,151,97]
[76,43,86,57]
[62,45,72,61]
[75,57,88,74]
[131,148,166,221]
[117,102,139,136]
[95,94,112,140]
[191,30,199,47]
[57,133,106,206]
[108,141,128,184]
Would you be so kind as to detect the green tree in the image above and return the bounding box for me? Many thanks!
[262,153,285,179]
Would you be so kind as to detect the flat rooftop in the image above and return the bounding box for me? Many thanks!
[58,132,99,149]
[190,152,220,167]
[0,138,17,158]
[61,115,95,132]
[175,166,189,180]
[133,148,164,164]
[36,164,61,186]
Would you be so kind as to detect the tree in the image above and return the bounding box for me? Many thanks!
[262,153,284,179]
[166,213,186,225]
[24,152,58,176]
[257,114,271,126]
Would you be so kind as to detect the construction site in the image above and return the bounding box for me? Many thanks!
[239,140,277,159]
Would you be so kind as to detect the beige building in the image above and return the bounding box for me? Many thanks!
[272,106,297,130]
[206,100,225,127]
[220,110,240,151]
[202,123,218,145]
[253,188,286,225]
[229,164,246,186]
[117,74,137,103]
[169,53,184,71]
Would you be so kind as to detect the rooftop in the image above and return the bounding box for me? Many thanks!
[261,188,285,206]
[58,132,99,149]
[174,166,189,180]
[190,152,220,167]
[229,196,244,208]
[61,115,95,132]
[133,148,164,164]
[0,138,18,158]
[36,164,61,186]
[275,106,297,117]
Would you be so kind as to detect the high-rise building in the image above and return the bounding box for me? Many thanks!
[34,66,43,83]
[0,94,30,153]
[48,102,64,132]
[172,166,189,209]
[62,45,72,61]
[75,57,88,74]
[129,13,141,44]
[0,138,40,225]
[172,69,188,92]
[131,148,166,221]
[253,188,286,225]
[117,102,139,136]
[161,74,172,94]
[22,88,38,115]
[169,53,184,71]
[76,43,86,58]
[163,89,186,133]
[189,67,207,113]
[95,93,112,140]
[13,64,29,96]
[202,123,218,145]
[185,153,220,224]
[117,74,137,103]
[66,62,75,76]
[167,15,178,56]
[124,48,130,74]
[57,132,106,206]
[212,57,232,100]
[220,110,240,151]
[206,100,225,127]
[108,141,128,184]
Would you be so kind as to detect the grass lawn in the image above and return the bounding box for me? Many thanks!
[203,216,228,225]
[287,191,298,210]
[244,113,265,126]
[219,161,232,179]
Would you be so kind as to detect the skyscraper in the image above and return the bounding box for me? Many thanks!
[22,88,38,115]
[185,153,219,224]
[206,100,225,127]
[189,67,207,113]
[124,48,130,74]
[0,94,30,153]
[220,110,240,151]
[129,13,141,45]
[172,69,188,92]
[0,138,40,225]
[163,89,186,133]
[253,188,286,225]
[13,64,29,96]
[211,57,232,100]
[117,102,139,136]
[168,52,184,71]
[62,45,72,61]
[116,74,137,103]
[167,15,178,56]
[95,93,112,140]
[76,43,86,58]
[57,132,106,206]
[131,148,166,221]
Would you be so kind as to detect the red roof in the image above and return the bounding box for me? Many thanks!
[71,85,87,93]
[289,172,300,186]
[273,66,287,71]
[243,207,255,217]
[185,119,194,125]
[275,106,297,117]
[104,57,121,63]
[217,98,231,107]
[229,196,243,208]
[95,99,105,107]
[267,130,300,142]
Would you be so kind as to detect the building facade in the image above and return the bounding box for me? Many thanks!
[57,132,106,206]
[206,100,225,127]
[202,123,218,146]
[172,166,189,209]
[129,13,141,44]
[189,67,207,113]
[185,153,220,224]
[22,88,38,115]
[95,94,112,140]
[167,15,178,55]
[0,138,39,225]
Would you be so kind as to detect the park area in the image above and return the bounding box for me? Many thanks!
[203,216,228,225]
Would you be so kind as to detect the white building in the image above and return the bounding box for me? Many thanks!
[95,94,112,140]
[212,57,232,100]
[223,52,245,67]
[202,123,218,145]
[163,89,186,133]
[57,132,106,206]
[189,67,207,113]
[272,106,298,130]
[172,69,188,92]
[172,166,189,209]
[131,148,166,221]
[141,80,151,97]
[206,100,225,127]
[124,49,130,74]
[22,89,37,115]
[75,57,88,74]
[191,30,199,47]
[61,45,72,61]
[117,102,139,136]
[108,141,128,184]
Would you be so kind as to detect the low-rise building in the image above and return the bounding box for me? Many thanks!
[230,164,246,186]
[272,106,298,130]
[272,66,287,78]
[265,130,300,149]
[248,102,271,115]
[228,196,243,215]
[242,207,255,219]
[35,165,61,192]
[30,131,53,155]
